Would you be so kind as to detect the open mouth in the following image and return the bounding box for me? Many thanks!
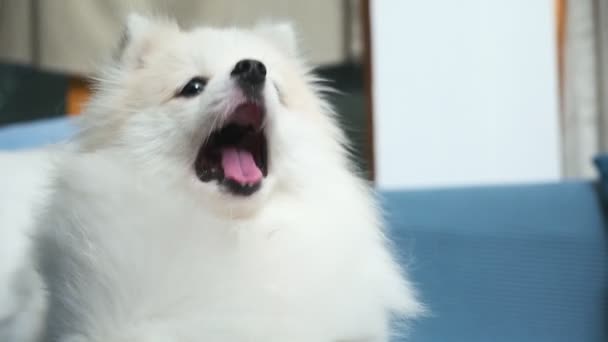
[194,102,268,196]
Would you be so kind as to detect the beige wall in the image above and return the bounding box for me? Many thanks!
[0,1,33,65]
[0,0,353,75]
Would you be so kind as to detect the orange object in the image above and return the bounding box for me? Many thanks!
[66,77,91,115]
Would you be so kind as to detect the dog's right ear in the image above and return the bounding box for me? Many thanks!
[115,13,177,68]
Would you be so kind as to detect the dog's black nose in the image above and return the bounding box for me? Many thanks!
[231,59,266,85]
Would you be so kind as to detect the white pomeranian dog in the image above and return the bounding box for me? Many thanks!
[34,14,422,342]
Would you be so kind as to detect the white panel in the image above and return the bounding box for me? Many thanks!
[371,0,561,189]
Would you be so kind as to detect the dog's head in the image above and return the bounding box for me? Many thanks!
[79,15,344,216]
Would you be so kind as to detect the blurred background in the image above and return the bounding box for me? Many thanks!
[1,0,606,189]
[0,0,371,175]
[1,1,608,342]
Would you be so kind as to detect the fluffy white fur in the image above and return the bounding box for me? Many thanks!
[0,150,52,342]
[35,15,422,342]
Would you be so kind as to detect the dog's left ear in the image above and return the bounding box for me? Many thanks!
[255,22,298,57]
[115,13,178,68]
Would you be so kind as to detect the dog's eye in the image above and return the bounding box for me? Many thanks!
[177,77,207,98]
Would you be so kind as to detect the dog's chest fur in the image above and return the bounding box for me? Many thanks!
[37,153,414,342]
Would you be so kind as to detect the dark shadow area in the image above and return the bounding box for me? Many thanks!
[316,62,369,178]
[0,63,67,126]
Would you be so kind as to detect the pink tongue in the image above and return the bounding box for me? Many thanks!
[221,148,263,185]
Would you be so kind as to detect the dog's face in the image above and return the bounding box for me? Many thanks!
[80,15,338,216]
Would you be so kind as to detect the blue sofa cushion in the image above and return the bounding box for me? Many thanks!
[383,182,608,342]
[0,117,76,150]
